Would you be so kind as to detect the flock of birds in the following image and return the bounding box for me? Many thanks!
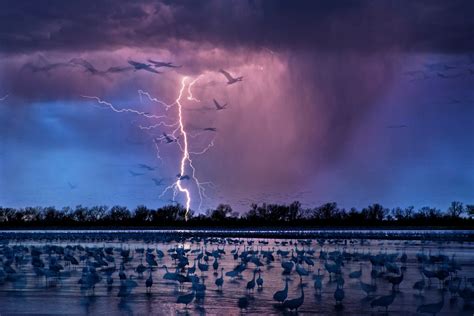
[56,58,244,200]
[403,55,474,81]
[0,233,473,314]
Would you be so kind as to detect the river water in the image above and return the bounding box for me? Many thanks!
[0,230,473,315]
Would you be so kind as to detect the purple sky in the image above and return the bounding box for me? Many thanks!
[0,1,473,213]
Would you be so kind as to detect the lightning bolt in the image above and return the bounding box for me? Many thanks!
[81,74,214,221]
[174,76,192,220]
[187,75,203,102]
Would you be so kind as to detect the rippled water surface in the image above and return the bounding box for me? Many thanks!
[0,230,473,315]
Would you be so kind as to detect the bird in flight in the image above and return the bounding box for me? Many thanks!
[213,99,228,110]
[162,133,178,144]
[138,164,155,171]
[106,66,134,74]
[23,60,72,73]
[176,174,190,181]
[203,127,217,132]
[437,72,462,79]
[69,58,103,75]
[129,170,145,176]
[147,59,181,68]
[69,58,133,75]
[128,60,162,74]
[68,182,77,190]
[219,69,243,85]
[152,178,165,186]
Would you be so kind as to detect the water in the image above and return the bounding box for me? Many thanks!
[0,230,473,315]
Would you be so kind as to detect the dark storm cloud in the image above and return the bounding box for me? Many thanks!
[0,0,473,54]
[1,0,473,211]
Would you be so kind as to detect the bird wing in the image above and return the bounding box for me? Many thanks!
[143,66,162,74]
[219,69,234,81]
[107,66,133,73]
[147,59,163,66]
[70,58,96,72]
[213,99,221,109]
[148,59,181,68]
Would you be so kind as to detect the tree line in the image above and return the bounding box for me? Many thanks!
[0,201,473,228]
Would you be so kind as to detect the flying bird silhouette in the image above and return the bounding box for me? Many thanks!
[213,99,228,110]
[219,69,243,84]
[129,170,145,176]
[147,59,181,68]
[106,66,134,73]
[152,178,165,186]
[176,174,190,181]
[128,60,161,74]
[138,164,155,171]
[23,60,71,73]
[162,133,178,144]
[69,58,103,75]
[67,182,77,190]
[203,127,217,132]
[437,72,462,79]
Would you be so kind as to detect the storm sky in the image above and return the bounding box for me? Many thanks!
[1,0,473,213]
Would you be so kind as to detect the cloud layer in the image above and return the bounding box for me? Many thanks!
[0,1,473,211]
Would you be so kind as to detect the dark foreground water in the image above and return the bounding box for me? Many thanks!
[0,230,473,315]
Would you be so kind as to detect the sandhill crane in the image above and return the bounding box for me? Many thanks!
[282,278,304,312]
[215,268,224,291]
[334,283,345,306]
[413,274,426,295]
[256,269,263,289]
[370,292,396,312]
[246,270,257,292]
[145,269,153,293]
[219,69,243,84]
[273,277,289,303]
[417,291,445,315]
[238,296,249,311]
[349,263,362,279]
[177,290,195,308]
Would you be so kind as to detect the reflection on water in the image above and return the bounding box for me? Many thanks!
[0,230,473,315]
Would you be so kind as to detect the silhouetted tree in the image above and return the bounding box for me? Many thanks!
[447,201,464,218]
[42,206,63,223]
[313,202,339,220]
[87,206,108,221]
[154,204,187,222]
[209,204,233,221]
[361,204,387,222]
[134,205,153,222]
[0,200,473,228]
[72,205,88,222]
[467,204,474,219]
[288,201,302,221]
[23,207,42,222]
[108,206,131,222]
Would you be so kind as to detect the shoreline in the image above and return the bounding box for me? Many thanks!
[1,227,473,241]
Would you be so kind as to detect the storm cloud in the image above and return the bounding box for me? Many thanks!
[0,1,473,212]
